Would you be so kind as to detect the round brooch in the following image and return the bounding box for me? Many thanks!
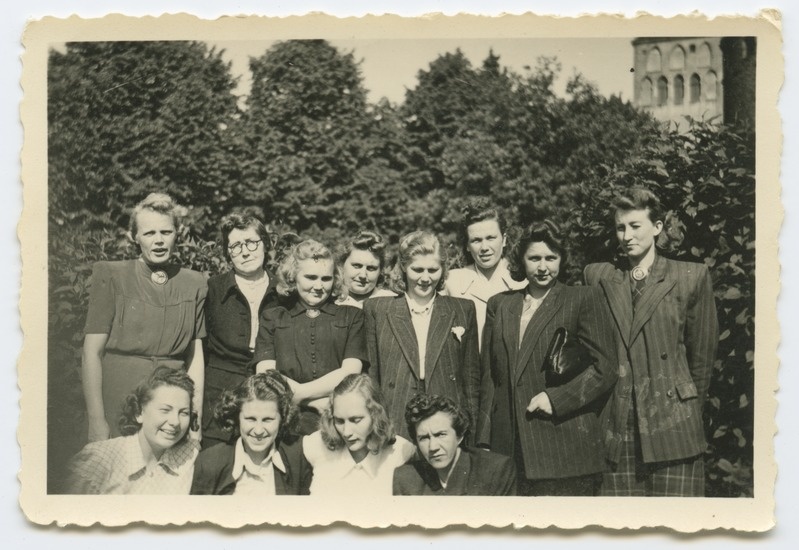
[151,270,168,285]
[305,308,320,319]
[631,266,647,281]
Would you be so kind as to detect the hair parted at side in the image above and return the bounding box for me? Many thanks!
[319,373,396,453]
[458,198,507,265]
[404,393,470,444]
[611,186,665,224]
[219,212,271,262]
[213,371,298,441]
[128,192,187,236]
[389,230,448,294]
[276,239,343,298]
[508,219,568,282]
[118,366,195,436]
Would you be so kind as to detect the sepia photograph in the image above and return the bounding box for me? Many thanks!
[10,1,791,543]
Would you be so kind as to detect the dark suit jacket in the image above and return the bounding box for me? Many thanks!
[477,283,617,480]
[584,256,718,464]
[392,446,516,495]
[190,438,312,495]
[364,295,480,441]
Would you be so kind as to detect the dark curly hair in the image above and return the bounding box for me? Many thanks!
[457,198,507,265]
[611,187,665,225]
[508,219,568,283]
[219,212,271,263]
[118,366,195,436]
[319,373,396,454]
[404,393,470,444]
[335,230,389,289]
[213,371,298,441]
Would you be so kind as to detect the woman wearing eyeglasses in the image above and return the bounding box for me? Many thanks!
[203,213,282,449]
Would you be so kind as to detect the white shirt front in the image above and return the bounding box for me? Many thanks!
[231,437,286,496]
[445,260,527,347]
[405,293,435,380]
[302,431,416,497]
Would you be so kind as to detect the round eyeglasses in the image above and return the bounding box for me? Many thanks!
[228,239,262,257]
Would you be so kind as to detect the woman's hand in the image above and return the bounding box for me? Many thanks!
[526,392,553,416]
[87,416,110,442]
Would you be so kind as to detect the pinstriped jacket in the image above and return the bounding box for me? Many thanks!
[584,256,718,465]
[364,295,480,442]
[476,283,618,480]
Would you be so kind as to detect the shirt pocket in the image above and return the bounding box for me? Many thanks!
[675,381,699,401]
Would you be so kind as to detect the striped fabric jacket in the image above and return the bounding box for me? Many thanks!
[476,283,618,480]
[584,256,718,464]
[364,295,480,441]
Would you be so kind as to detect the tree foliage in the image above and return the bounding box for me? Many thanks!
[48,41,242,237]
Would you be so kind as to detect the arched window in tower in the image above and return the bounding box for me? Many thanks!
[674,75,685,105]
[657,76,669,106]
[646,48,662,73]
[697,42,712,67]
[669,46,686,71]
[690,73,701,103]
[640,77,653,106]
[705,71,718,100]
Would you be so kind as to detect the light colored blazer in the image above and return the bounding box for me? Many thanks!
[444,260,527,348]
[364,294,480,441]
[584,256,718,465]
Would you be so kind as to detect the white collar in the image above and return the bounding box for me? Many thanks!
[125,433,193,478]
[231,437,286,479]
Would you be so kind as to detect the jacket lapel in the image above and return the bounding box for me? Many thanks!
[387,297,421,378]
[424,297,455,381]
[629,257,677,343]
[501,291,524,367]
[443,448,472,495]
[514,284,564,385]
[273,445,289,495]
[599,268,633,349]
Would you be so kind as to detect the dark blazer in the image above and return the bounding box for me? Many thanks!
[477,283,617,480]
[584,256,718,464]
[364,295,480,441]
[393,446,516,496]
[203,270,281,443]
[190,438,312,495]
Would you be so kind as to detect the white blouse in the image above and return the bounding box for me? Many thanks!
[303,430,416,497]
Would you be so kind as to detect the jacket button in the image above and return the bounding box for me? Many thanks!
[667,389,675,398]
[660,352,668,360]
[449,375,456,381]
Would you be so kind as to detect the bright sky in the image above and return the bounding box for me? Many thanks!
[212,38,636,105]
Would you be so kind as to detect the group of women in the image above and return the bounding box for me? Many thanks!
[66,188,718,498]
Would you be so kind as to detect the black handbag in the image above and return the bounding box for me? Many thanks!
[544,327,592,385]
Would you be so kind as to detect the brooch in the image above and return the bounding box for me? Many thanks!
[151,270,168,285]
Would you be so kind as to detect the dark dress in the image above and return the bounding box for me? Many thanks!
[190,437,311,495]
[392,446,517,496]
[84,259,206,436]
[252,298,367,434]
[203,270,280,446]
